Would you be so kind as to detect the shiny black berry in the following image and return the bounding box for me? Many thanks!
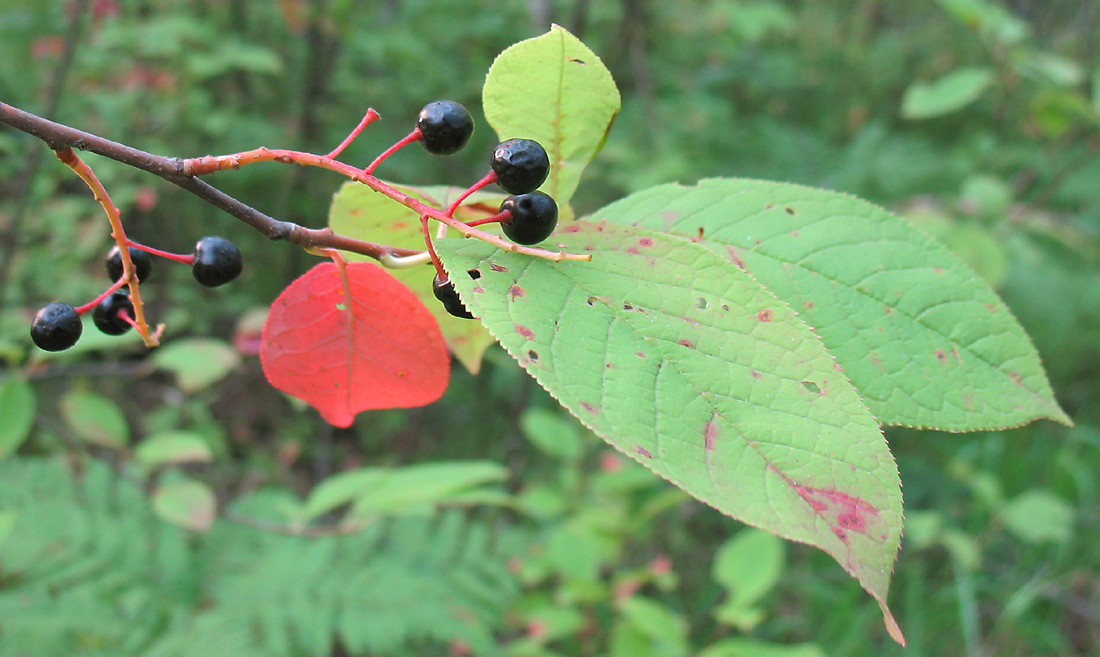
[105,245,153,283]
[490,139,550,194]
[31,302,83,351]
[416,100,474,156]
[432,274,475,320]
[500,192,558,245]
[192,236,243,287]
[92,290,135,335]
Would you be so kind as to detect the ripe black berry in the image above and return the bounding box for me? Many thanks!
[192,236,243,287]
[432,274,475,320]
[105,245,153,283]
[416,100,474,156]
[92,290,135,335]
[490,139,550,194]
[500,192,558,245]
[31,302,83,351]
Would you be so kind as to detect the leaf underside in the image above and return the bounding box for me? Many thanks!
[260,262,450,427]
[591,179,1069,431]
[436,221,904,643]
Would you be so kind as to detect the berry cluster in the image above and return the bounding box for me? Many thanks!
[30,236,244,352]
[398,101,560,319]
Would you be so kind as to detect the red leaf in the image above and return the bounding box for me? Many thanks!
[260,262,450,426]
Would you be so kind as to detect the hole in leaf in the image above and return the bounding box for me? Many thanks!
[697,298,708,310]
[802,381,821,395]
[467,269,482,280]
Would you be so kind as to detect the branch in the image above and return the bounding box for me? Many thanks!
[0,101,421,262]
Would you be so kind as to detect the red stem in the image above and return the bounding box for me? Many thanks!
[466,210,510,228]
[127,240,195,265]
[420,214,446,279]
[445,171,498,216]
[326,108,381,159]
[363,128,422,174]
[74,278,128,316]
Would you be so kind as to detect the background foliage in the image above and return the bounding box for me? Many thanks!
[1,1,1099,656]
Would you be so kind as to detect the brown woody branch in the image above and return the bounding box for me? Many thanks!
[0,101,422,261]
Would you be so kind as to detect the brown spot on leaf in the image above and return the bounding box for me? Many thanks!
[678,339,695,349]
[790,230,800,237]
[803,300,815,309]
[509,285,525,299]
[1010,371,1023,386]
[516,325,535,340]
[935,350,948,364]
[751,370,763,379]
[932,267,944,274]
[757,309,774,322]
[490,263,508,272]
[636,352,647,358]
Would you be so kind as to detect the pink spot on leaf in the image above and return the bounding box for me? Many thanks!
[635,445,653,458]
[639,238,654,247]
[580,402,598,414]
[516,325,535,340]
[678,339,695,349]
[490,263,508,272]
[757,309,773,322]
[704,420,719,451]
[509,285,525,299]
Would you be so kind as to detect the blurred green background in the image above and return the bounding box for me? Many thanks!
[1,1,1099,656]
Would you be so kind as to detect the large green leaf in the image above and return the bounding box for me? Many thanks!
[328,181,503,373]
[592,179,1069,431]
[482,24,620,209]
[0,377,35,460]
[436,221,904,642]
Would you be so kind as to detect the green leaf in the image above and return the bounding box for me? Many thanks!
[328,180,502,374]
[482,24,621,209]
[59,390,130,448]
[0,377,35,460]
[593,179,1069,431]
[1000,490,1075,544]
[0,509,16,548]
[521,407,583,460]
[713,528,785,628]
[901,67,995,119]
[697,638,827,657]
[152,477,216,532]
[135,431,214,468]
[153,338,241,393]
[302,461,509,521]
[437,221,904,643]
[619,596,690,657]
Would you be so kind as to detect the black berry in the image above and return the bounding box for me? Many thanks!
[416,100,474,156]
[92,290,135,335]
[105,245,153,283]
[192,236,243,287]
[500,192,558,245]
[432,274,475,320]
[31,302,83,351]
[490,139,550,194]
